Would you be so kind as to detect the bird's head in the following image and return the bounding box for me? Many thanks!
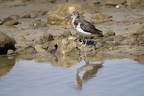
[70,11,80,19]
[64,11,80,20]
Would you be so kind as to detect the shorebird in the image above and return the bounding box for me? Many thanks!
[75,59,103,90]
[66,11,103,38]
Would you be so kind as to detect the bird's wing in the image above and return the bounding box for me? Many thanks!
[80,20,103,36]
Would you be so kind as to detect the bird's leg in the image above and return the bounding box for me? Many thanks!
[83,54,89,64]
[82,37,85,44]
[78,38,83,45]
[79,37,87,47]
[84,39,88,47]
[83,37,88,47]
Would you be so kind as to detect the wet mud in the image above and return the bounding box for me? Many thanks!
[0,0,144,64]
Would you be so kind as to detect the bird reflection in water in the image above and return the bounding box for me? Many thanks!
[75,58,103,90]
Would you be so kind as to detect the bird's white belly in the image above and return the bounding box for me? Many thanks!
[76,23,91,36]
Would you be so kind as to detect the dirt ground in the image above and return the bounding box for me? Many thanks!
[0,0,144,64]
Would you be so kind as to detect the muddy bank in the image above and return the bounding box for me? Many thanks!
[0,0,144,64]
[13,26,144,65]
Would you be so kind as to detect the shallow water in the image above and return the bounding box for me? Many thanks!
[0,56,144,96]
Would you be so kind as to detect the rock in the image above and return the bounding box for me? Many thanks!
[0,32,16,55]
[57,36,78,55]
[122,35,138,45]
[41,0,56,3]
[61,31,72,37]
[73,33,81,39]
[3,20,19,26]
[104,0,126,7]
[39,10,48,16]
[29,11,38,18]
[35,33,54,45]
[92,13,113,24]
[115,4,125,9]
[47,2,96,25]
[95,40,103,48]
[126,0,142,8]
[133,26,144,36]
[41,36,60,53]
[7,49,15,55]
[67,0,86,3]
[15,45,37,55]
[33,20,47,29]
[133,26,144,45]
[0,16,19,26]
[104,30,116,37]
[40,33,54,44]
[34,44,47,53]
[20,12,31,18]
[41,42,50,50]
[20,11,38,18]
[8,15,19,20]
[113,35,124,45]
[34,38,43,44]
[21,0,32,2]
[138,34,144,45]
[42,41,58,53]
[42,35,79,55]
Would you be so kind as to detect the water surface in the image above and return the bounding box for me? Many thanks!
[0,57,144,96]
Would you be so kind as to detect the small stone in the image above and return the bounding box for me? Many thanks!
[15,45,37,55]
[113,35,124,45]
[138,34,144,45]
[39,33,54,44]
[116,5,120,8]
[115,4,125,9]
[3,20,19,26]
[41,39,58,53]
[104,0,125,7]
[0,16,19,26]
[95,41,103,48]
[104,30,115,37]
[61,31,72,37]
[133,26,144,36]
[30,12,38,18]
[33,20,47,29]
[41,42,50,50]
[41,0,56,3]
[40,11,48,16]
[34,38,43,44]
[7,49,15,55]
[20,12,31,18]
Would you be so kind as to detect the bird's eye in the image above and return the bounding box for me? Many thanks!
[72,12,75,15]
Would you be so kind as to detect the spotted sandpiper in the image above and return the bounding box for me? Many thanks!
[66,11,103,38]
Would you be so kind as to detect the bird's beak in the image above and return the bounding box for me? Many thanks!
[64,14,71,20]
